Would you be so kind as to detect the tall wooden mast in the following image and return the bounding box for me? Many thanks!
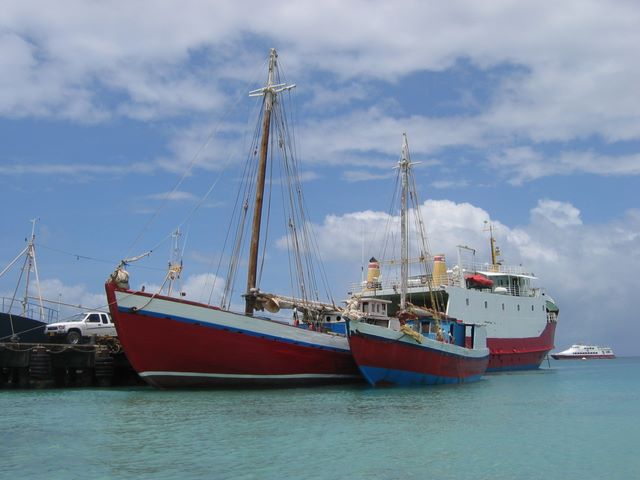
[245,48,295,315]
[399,134,410,311]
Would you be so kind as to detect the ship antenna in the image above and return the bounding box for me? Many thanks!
[483,220,501,268]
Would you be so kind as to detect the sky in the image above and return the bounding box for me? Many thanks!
[1,0,639,354]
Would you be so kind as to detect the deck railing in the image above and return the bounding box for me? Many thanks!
[1,297,59,323]
[348,264,540,298]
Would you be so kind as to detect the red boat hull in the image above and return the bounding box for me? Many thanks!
[486,321,557,371]
[348,327,489,386]
[105,283,360,388]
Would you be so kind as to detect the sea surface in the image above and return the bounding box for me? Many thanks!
[2,357,639,480]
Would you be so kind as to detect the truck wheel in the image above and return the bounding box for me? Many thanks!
[66,331,82,344]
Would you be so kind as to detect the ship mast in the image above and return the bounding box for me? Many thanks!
[399,134,410,311]
[245,48,295,315]
[0,219,46,323]
[166,228,183,297]
[484,220,500,267]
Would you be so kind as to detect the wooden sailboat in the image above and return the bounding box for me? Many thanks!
[345,134,489,386]
[105,49,360,388]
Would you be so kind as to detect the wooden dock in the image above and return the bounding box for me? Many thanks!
[0,339,144,389]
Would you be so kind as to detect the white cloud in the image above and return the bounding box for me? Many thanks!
[1,1,639,183]
[342,171,394,183]
[489,148,640,185]
[430,179,470,189]
[0,162,153,177]
[10,278,109,321]
[135,272,225,305]
[1,1,637,131]
[531,199,582,228]
[146,190,197,202]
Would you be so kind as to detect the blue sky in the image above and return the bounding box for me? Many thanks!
[1,1,639,354]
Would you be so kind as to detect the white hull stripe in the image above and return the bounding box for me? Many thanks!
[139,371,361,379]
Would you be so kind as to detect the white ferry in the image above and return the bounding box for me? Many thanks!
[551,343,615,360]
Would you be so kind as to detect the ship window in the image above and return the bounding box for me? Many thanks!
[466,298,469,306]
[484,301,488,309]
[517,305,520,311]
[531,305,534,311]
[502,303,505,311]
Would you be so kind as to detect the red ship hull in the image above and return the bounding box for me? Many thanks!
[349,332,489,386]
[487,321,557,371]
[105,283,360,388]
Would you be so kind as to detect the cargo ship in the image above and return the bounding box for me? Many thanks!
[551,344,615,360]
[350,225,558,372]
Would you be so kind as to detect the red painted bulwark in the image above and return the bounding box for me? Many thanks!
[105,283,360,388]
[349,333,488,380]
[487,321,557,370]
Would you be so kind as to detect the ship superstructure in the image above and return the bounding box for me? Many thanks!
[351,226,558,372]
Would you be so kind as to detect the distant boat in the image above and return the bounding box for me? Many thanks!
[551,344,615,360]
[344,135,490,387]
[1,221,58,343]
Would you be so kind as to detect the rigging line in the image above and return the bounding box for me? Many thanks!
[280,155,297,303]
[219,107,263,308]
[283,122,314,303]
[176,90,264,251]
[35,243,166,272]
[380,166,401,264]
[276,108,299,299]
[284,147,307,303]
[217,106,263,306]
[7,254,29,322]
[290,150,321,303]
[210,64,269,304]
[225,135,261,304]
[124,75,258,260]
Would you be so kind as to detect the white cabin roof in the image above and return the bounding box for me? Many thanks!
[477,270,538,280]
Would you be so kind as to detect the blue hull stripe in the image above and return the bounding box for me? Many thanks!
[117,306,349,354]
[359,365,483,386]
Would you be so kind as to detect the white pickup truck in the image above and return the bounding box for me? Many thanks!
[44,311,117,344]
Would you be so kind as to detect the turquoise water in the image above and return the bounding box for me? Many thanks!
[2,358,639,480]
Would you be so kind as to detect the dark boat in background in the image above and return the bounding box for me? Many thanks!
[1,221,57,343]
